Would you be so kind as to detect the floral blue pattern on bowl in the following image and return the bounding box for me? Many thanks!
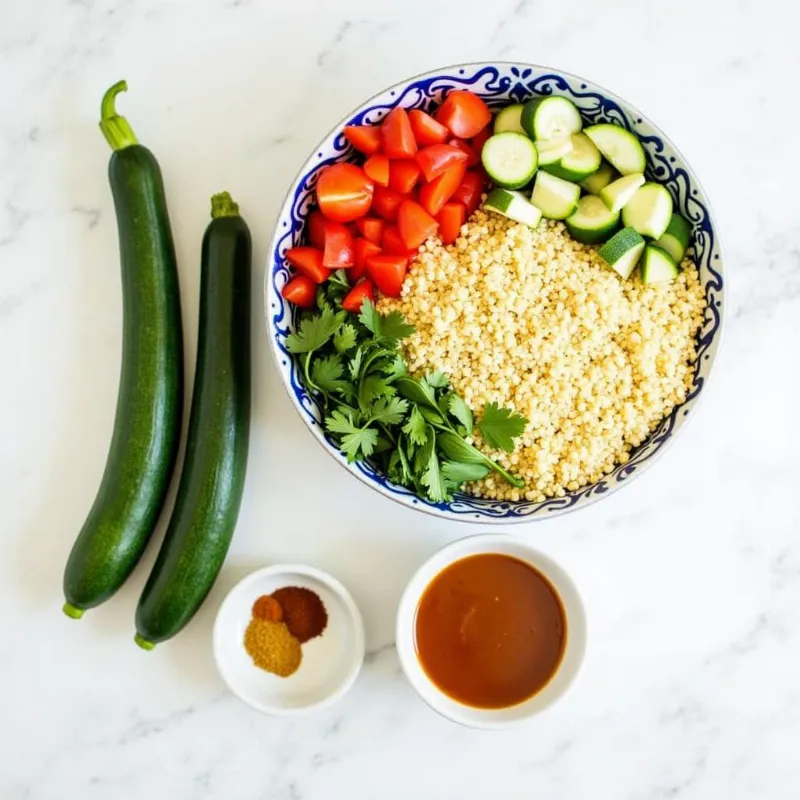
[265,63,725,523]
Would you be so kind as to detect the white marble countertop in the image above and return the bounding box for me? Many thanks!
[2,0,799,797]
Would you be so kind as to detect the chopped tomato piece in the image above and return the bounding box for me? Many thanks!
[381,107,417,159]
[281,275,317,308]
[342,280,376,313]
[437,202,466,245]
[364,154,390,187]
[418,163,467,217]
[397,200,439,250]
[355,217,385,245]
[389,159,422,194]
[321,221,354,268]
[307,211,327,249]
[371,186,405,221]
[451,170,484,216]
[408,109,450,146]
[471,126,491,156]
[382,225,416,258]
[343,125,382,155]
[366,254,408,297]
[352,238,382,281]
[285,246,331,283]
[447,138,479,168]
[316,163,374,223]
[435,91,492,139]
[415,144,469,182]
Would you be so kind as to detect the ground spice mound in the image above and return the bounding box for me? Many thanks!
[271,586,328,644]
[252,594,283,622]
[243,619,302,677]
[378,212,707,502]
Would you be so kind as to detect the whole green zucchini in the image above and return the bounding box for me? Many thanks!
[134,192,251,648]
[62,81,183,618]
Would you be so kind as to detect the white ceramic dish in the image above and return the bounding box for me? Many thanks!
[396,534,587,729]
[213,565,365,716]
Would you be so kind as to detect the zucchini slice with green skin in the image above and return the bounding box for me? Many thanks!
[584,124,646,175]
[481,132,538,189]
[599,173,645,213]
[530,171,581,220]
[621,183,674,238]
[641,244,679,283]
[521,96,583,141]
[134,192,252,649]
[535,136,573,166]
[62,81,183,619]
[566,195,621,244]
[654,213,692,263]
[580,161,618,195]
[484,187,543,229]
[493,104,527,136]
[598,227,646,279]
[541,133,601,181]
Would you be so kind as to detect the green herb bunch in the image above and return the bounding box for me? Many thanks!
[285,271,528,503]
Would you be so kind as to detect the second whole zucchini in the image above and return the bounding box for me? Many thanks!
[134,192,252,648]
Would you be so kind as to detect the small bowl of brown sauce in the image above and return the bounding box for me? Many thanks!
[396,534,587,728]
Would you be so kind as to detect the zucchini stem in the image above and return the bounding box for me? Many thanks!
[134,633,156,651]
[62,602,84,619]
[99,80,138,151]
[211,191,240,219]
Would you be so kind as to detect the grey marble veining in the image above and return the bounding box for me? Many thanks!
[1,0,799,798]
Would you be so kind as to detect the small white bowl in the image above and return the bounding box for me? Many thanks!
[213,565,365,716]
[396,534,587,729]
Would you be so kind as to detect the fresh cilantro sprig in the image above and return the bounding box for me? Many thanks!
[288,288,529,503]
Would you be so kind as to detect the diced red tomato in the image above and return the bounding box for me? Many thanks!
[451,170,484,216]
[285,246,331,284]
[437,202,466,245]
[471,126,491,157]
[415,144,470,182]
[397,200,439,250]
[382,225,416,258]
[281,275,317,308]
[408,109,450,146]
[352,238,382,281]
[389,159,422,194]
[343,125,382,155]
[316,163,374,223]
[364,154,390,187]
[366,254,408,297]
[381,107,417,159]
[418,163,467,217]
[355,217,384,245]
[447,138,479,168]
[435,91,492,139]
[342,280,376,313]
[307,211,327,249]
[371,186,405,221]
[321,221,354,268]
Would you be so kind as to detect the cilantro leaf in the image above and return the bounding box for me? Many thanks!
[424,370,449,390]
[447,393,473,435]
[382,354,407,381]
[477,403,528,452]
[437,431,488,464]
[442,461,491,482]
[359,300,415,343]
[359,374,392,410]
[401,406,428,446]
[286,307,344,354]
[358,299,382,336]
[421,447,448,503]
[414,425,436,474]
[325,410,378,461]
[395,376,439,411]
[348,347,365,381]
[334,324,357,353]
[311,354,349,394]
[370,396,409,425]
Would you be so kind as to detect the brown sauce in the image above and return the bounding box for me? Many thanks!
[414,553,566,709]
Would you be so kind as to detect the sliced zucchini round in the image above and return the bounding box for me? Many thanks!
[641,245,679,284]
[621,183,673,238]
[530,171,581,220]
[535,136,573,166]
[493,104,527,136]
[599,173,645,213]
[584,124,646,175]
[542,133,601,181]
[653,214,692,263]
[579,161,618,195]
[481,132,539,190]
[565,196,621,244]
[598,227,645,279]
[484,187,543,229]
[521,96,582,141]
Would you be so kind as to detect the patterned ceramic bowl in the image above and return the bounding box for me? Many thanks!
[265,63,725,523]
